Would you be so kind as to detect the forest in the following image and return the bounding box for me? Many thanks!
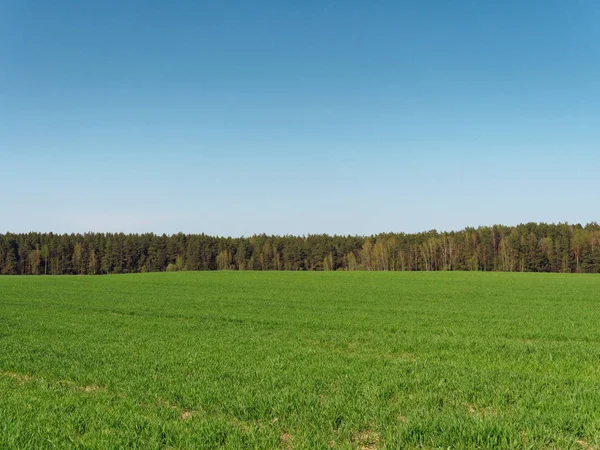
[1,222,599,275]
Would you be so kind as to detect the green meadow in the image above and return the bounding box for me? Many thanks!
[1,272,600,449]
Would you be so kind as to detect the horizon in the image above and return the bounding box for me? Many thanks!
[2,220,599,239]
[2,1,599,235]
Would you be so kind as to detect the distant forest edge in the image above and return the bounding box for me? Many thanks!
[2,222,600,275]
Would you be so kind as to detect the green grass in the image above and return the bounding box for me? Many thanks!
[1,272,600,449]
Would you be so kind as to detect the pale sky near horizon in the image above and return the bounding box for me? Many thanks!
[1,1,599,236]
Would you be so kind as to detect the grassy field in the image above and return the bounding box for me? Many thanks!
[1,272,600,449]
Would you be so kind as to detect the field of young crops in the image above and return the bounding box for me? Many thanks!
[1,272,599,449]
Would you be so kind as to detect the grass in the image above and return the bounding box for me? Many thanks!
[1,271,600,449]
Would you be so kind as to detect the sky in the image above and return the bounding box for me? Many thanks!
[1,1,599,236]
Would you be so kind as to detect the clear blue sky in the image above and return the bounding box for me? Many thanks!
[1,1,599,236]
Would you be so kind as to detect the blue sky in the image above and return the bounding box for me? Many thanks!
[1,1,599,236]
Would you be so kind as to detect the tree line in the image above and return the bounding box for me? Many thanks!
[1,222,600,275]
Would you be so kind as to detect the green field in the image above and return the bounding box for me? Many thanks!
[1,272,600,449]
